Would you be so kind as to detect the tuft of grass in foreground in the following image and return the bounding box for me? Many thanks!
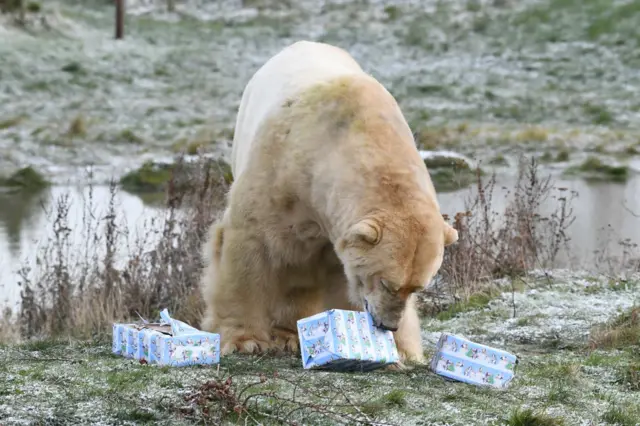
[506,407,565,426]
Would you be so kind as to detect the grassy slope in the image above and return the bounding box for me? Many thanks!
[2,0,640,183]
[1,274,638,425]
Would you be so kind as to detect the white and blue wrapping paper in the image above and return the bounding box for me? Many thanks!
[112,309,220,367]
[297,309,400,372]
[430,333,518,388]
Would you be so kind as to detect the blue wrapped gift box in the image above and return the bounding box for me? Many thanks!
[112,309,220,367]
[296,309,400,372]
[430,333,518,388]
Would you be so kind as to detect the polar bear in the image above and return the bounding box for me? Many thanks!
[199,40,458,365]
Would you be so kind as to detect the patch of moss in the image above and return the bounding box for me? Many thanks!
[0,166,49,190]
[540,151,553,163]
[61,62,84,74]
[583,103,614,126]
[117,129,144,144]
[425,155,480,192]
[506,407,565,426]
[120,158,233,194]
[381,389,407,408]
[555,149,570,162]
[119,161,174,193]
[564,156,629,182]
[489,154,508,166]
[26,1,41,12]
[383,5,400,21]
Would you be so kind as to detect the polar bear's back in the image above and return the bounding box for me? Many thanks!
[231,41,367,178]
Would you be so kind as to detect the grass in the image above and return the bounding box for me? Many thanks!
[589,306,640,350]
[424,155,480,192]
[0,166,49,190]
[506,407,565,426]
[564,156,629,182]
[0,115,24,130]
[435,289,498,321]
[601,403,640,426]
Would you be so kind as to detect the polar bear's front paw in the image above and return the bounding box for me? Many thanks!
[271,327,299,353]
[220,331,274,356]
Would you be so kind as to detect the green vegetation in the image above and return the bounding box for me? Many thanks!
[119,161,175,193]
[564,156,629,182]
[505,407,565,426]
[0,115,24,130]
[435,289,498,321]
[424,155,480,192]
[0,166,49,190]
[117,128,144,144]
[119,158,233,193]
[66,115,87,138]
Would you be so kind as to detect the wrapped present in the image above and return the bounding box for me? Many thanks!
[112,309,220,367]
[296,309,400,372]
[430,333,518,388]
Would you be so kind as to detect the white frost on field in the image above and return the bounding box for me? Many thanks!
[422,272,640,350]
[2,0,640,184]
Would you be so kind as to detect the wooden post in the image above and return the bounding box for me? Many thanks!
[115,0,124,40]
[167,0,175,13]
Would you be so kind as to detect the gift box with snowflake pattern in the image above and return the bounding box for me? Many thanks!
[296,309,400,371]
[112,309,220,367]
[430,333,518,388]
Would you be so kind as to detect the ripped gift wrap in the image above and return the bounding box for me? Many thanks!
[297,309,400,372]
[112,309,220,367]
[430,333,518,389]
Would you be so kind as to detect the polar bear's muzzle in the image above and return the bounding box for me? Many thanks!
[362,285,405,332]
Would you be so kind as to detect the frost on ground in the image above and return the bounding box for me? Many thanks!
[3,0,640,184]
[1,274,638,425]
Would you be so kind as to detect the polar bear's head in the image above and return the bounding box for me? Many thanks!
[336,213,458,331]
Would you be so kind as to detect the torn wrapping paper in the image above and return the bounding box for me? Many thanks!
[112,309,220,367]
[297,309,400,372]
[430,333,517,388]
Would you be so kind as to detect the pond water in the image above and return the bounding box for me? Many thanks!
[1,173,640,312]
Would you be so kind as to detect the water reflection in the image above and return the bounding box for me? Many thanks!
[1,174,640,312]
[436,174,640,270]
[0,185,167,312]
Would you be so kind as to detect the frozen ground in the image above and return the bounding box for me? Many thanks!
[1,273,638,425]
[3,0,640,184]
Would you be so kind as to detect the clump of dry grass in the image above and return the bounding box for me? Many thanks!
[420,156,576,314]
[12,154,230,342]
[589,306,640,350]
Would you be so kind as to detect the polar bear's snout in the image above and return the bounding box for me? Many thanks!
[362,277,408,332]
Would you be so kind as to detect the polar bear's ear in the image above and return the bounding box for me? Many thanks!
[349,219,382,246]
[443,222,458,246]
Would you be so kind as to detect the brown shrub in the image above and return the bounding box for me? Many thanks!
[419,156,577,314]
[14,154,229,341]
